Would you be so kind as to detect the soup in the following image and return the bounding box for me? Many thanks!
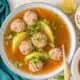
[4,8,70,75]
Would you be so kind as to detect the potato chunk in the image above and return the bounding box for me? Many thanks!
[37,21,54,43]
[12,32,27,53]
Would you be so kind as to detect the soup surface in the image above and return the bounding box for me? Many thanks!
[4,8,70,75]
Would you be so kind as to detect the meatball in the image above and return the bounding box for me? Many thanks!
[23,10,38,25]
[28,59,43,72]
[10,19,25,32]
[19,40,33,55]
[31,32,47,48]
[49,48,63,61]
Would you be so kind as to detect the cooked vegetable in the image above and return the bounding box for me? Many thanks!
[27,22,41,36]
[37,20,54,43]
[13,61,23,68]
[61,0,76,14]
[24,51,49,62]
[12,32,27,53]
[27,20,54,43]
[48,42,55,48]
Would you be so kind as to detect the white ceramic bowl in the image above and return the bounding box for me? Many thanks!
[71,48,80,80]
[0,2,76,80]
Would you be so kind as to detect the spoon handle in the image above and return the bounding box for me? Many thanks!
[62,45,71,80]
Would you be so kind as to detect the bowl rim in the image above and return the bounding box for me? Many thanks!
[75,6,80,30]
[71,48,80,80]
[0,2,76,80]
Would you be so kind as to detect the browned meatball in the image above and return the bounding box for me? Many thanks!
[23,10,38,25]
[49,48,63,61]
[28,59,43,72]
[19,40,33,55]
[10,19,25,32]
[31,32,47,48]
